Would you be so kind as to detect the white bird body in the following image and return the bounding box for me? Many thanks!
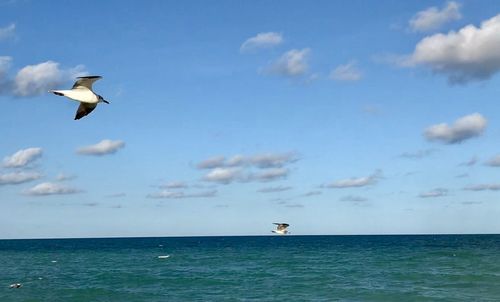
[272,223,290,235]
[51,88,99,104]
[49,76,109,120]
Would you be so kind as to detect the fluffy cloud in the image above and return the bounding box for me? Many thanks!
[160,181,188,189]
[240,32,283,52]
[76,139,125,156]
[197,152,298,169]
[464,184,500,191]
[485,155,500,167]
[147,189,216,199]
[257,185,292,193]
[0,171,42,185]
[203,167,242,184]
[197,156,226,169]
[13,61,86,96]
[268,48,310,77]
[3,147,42,168]
[25,182,81,196]
[409,1,461,32]
[0,23,15,41]
[330,61,363,81]
[424,113,487,144]
[418,188,448,198]
[252,168,289,182]
[323,170,381,189]
[408,14,500,84]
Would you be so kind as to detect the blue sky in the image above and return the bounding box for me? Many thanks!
[1,0,500,238]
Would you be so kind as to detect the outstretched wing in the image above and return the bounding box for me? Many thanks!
[75,103,97,120]
[72,76,102,90]
[273,223,289,231]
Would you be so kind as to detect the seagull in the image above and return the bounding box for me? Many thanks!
[49,76,109,120]
[272,223,290,235]
[9,283,22,289]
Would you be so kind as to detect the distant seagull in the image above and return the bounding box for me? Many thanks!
[272,223,290,235]
[9,283,22,288]
[50,76,109,120]
[158,255,170,259]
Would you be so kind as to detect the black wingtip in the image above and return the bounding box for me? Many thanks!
[52,91,64,96]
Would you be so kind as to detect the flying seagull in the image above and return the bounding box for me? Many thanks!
[272,223,290,235]
[9,283,22,289]
[50,76,109,120]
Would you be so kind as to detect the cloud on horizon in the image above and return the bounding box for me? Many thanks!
[424,113,487,144]
[76,139,125,156]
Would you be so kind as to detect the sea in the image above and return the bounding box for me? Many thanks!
[1,235,499,301]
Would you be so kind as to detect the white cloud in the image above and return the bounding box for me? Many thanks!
[330,61,363,81]
[25,182,81,196]
[323,170,381,189]
[203,167,242,184]
[0,171,41,185]
[76,139,125,156]
[160,181,188,189]
[252,167,289,182]
[464,184,500,191]
[3,147,42,168]
[408,14,500,84]
[409,1,461,32]
[257,185,292,193]
[268,48,310,77]
[240,32,283,52]
[197,156,226,169]
[197,152,298,169]
[0,23,15,41]
[485,155,500,167]
[13,61,86,96]
[147,190,217,199]
[424,113,487,144]
[418,188,448,198]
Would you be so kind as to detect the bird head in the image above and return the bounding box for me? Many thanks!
[98,95,109,104]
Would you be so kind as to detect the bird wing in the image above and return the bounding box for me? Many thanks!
[274,223,289,231]
[75,103,97,120]
[72,76,102,90]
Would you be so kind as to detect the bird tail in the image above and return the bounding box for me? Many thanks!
[49,90,65,96]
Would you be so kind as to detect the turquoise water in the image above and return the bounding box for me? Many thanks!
[1,235,499,301]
